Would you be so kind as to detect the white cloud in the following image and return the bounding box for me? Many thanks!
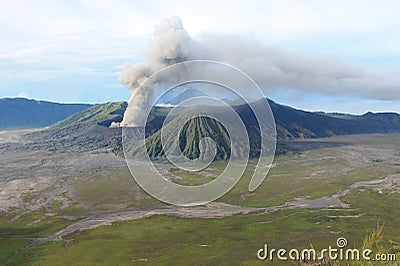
[17,92,29,98]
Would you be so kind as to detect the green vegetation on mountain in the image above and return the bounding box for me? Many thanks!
[52,101,127,128]
[144,114,232,160]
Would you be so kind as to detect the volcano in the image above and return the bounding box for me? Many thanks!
[144,113,232,160]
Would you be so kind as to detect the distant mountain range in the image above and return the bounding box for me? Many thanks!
[0,98,91,130]
[267,100,400,139]
[4,96,400,158]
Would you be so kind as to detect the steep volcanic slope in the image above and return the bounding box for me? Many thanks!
[143,114,232,160]
[24,102,126,151]
[267,100,400,138]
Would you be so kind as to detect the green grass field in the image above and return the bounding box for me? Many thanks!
[1,134,399,265]
[2,197,399,265]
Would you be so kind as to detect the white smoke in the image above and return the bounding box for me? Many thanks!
[119,16,399,126]
[119,16,202,126]
[119,16,194,89]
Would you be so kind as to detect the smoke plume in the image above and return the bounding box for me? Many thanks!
[119,16,399,126]
[119,17,194,89]
[119,16,201,126]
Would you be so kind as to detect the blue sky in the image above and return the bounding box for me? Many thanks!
[0,0,399,114]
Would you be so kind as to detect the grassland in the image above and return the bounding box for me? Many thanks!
[3,198,399,265]
[1,134,399,265]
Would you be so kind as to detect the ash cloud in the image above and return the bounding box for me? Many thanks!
[119,16,201,126]
[119,16,399,126]
[119,16,195,89]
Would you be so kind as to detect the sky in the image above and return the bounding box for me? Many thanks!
[0,0,399,114]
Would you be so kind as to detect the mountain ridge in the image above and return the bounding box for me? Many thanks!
[5,97,400,156]
[0,98,91,130]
